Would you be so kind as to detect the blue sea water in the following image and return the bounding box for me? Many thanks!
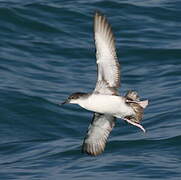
[0,0,181,179]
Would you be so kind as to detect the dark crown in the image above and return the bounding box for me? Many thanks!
[68,92,87,100]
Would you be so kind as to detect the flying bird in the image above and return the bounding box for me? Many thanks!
[62,11,148,156]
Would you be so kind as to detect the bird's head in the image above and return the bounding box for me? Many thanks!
[61,92,88,105]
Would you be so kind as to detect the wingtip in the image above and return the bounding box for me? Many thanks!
[94,10,102,16]
[94,10,106,20]
[82,136,106,156]
[82,143,104,156]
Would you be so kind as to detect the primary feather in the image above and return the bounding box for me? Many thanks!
[94,11,120,93]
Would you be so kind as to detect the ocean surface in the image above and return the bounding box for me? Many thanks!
[0,0,181,179]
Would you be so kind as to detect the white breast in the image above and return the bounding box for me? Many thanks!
[78,94,134,118]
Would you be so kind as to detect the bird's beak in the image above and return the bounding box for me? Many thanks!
[61,99,69,105]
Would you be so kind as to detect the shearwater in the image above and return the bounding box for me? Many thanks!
[62,11,149,156]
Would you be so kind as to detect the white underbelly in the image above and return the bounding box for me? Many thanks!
[79,94,134,118]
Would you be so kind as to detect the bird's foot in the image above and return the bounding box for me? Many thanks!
[123,118,146,133]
